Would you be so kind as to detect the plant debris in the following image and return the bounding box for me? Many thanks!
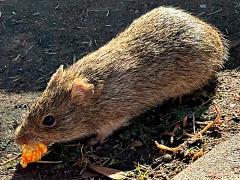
[155,105,222,161]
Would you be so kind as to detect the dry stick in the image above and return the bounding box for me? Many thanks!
[155,141,185,153]
[182,130,194,138]
[36,160,62,164]
[199,105,221,135]
[0,153,21,166]
[195,121,211,125]
[155,104,221,153]
[192,113,196,134]
[207,9,222,16]
[12,54,21,62]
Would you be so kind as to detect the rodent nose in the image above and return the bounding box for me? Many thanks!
[15,125,29,146]
[15,134,28,146]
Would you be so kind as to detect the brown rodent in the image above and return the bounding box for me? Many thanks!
[15,6,229,146]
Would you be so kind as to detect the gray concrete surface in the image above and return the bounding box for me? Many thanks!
[173,133,240,180]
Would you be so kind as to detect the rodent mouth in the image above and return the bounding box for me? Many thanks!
[15,126,52,146]
[15,135,31,146]
[15,132,50,147]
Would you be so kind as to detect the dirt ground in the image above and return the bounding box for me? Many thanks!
[0,0,240,179]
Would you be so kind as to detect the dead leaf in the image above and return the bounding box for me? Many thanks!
[89,164,126,180]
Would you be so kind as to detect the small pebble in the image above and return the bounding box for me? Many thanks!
[230,103,236,108]
[200,4,207,9]
[134,10,139,13]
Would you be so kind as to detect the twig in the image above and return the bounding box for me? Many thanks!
[197,12,205,16]
[199,105,220,135]
[155,104,221,155]
[87,9,110,17]
[225,28,229,35]
[155,141,185,153]
[43,52,57,55]
[0,153,21,166]
[207,9,222,16]
[194,98,211,114]
[35,67,46,74]
[33,12,40,16]
[36,160,62,164]
[94,40,99,47]
[192,113,196,134]
[106,10,110,17]
[12,54,22,62]
[182,130,194,138]
[24,45,34,56]
[55,5,60,9]
[195,121,211,125]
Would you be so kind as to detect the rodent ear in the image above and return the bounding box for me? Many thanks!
[70,78,94,100]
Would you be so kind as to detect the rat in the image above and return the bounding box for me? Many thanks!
[15,6,229,147]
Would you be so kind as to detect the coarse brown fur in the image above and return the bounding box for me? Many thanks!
[15,6,229,146]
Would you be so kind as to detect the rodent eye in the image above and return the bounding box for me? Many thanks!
[42,115,56,127]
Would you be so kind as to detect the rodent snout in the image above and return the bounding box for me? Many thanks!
[15,134,28,146]
[15,125,51,146]
[15,125,30,146]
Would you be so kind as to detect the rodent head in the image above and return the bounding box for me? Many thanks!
[15,65,97,146]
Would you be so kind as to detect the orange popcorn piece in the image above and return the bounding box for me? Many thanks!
[20,143,48,168]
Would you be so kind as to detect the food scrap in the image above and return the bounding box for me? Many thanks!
[20,143,48,168]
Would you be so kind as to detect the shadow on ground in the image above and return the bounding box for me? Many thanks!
[10,81,217,179]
